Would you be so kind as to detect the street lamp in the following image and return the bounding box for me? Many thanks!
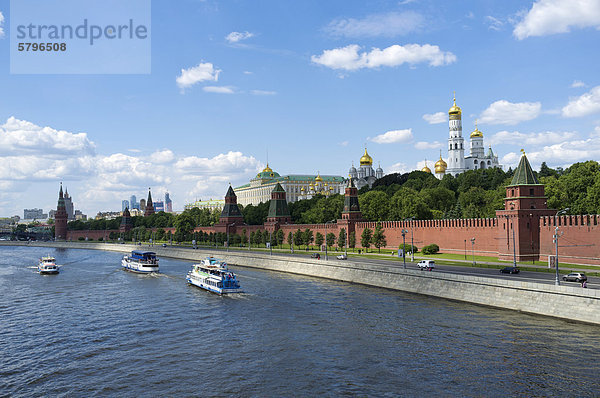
[404,217,415,261]
[401,229,408,269]
[554,208,569,286]
[226,222,235,252]
[470,237,476,266]
[269,230,273,256]
[464,239,467,260]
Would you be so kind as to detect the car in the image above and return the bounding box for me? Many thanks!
[311,253,321,259]
[562,272,587,282]
[500,266,520,274]
[337,254,347,260]
[162,243,167,247]
[417,260,435,270]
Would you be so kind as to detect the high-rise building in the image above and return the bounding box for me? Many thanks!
[122,200,130,211]
[165,192,173,213]
[64,188,75,220]
[140,199,146,211]
[154,200,164,212]
[130,195,139,210]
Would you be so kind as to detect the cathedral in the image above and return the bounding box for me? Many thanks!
[431,95,501,179]
[348,148,384,189]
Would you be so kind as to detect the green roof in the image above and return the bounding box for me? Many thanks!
[235,174,345,190]
[509,154,539,185]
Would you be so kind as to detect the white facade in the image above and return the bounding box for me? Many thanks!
[348,149,384,189]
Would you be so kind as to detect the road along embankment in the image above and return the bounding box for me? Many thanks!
[6,241,600,325]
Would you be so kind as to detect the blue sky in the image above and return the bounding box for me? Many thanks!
[1,0,600,217]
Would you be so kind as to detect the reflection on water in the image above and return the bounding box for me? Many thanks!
[0,246,598,397]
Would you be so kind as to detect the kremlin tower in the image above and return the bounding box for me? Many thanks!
[54,183,68,240]
[446,93,465,176]
[144,188,155,217]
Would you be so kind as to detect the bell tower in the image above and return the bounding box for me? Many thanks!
[446,92,465,176]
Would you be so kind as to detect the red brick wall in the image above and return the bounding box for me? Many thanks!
[539,215,600,265]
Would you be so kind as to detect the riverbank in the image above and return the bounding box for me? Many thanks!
[4,241,599,325]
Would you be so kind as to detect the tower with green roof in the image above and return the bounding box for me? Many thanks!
[496,151,555,262]
[267,183,291,225]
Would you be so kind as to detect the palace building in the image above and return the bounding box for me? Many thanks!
[234,163,345,206]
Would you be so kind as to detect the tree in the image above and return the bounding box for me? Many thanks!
[303,229,314,250]
[361,228,372,252]
[337,228,346,250]
[287,231,293,248]
[359,190,390,221]
[254,230,263,246]
[249,231,256,247]
[348,231,356,252]
[372,223,387,253]
[326,232,336,249]
[276,229,284,246]
[174,211,195,242]
[241,228,248,246]
[293,229,304,248]
[315,232,324,249]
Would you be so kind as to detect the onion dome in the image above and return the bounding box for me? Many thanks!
[262,163,273,173]
[435,152,447,173]
[349,162,357,174]
[315,173,323,182]
[421,160,432,174]
[376,163,383,173]
[470,120,483,138]
[301,187,305,192]
[359,148,373,166]
[448,93,461,116]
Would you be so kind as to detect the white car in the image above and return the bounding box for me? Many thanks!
[337,254,347,260]
[417,260,435,270]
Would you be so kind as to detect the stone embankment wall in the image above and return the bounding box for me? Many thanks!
[8,241,600,325]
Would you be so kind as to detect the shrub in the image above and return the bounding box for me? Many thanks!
[398,244,418,253]
[422,244,440,255]
[78,237,85,241]
[98,237,103,242]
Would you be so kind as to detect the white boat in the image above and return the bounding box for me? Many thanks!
[121,250,159,273]
[186,256,242,294]
[38,256,59,274]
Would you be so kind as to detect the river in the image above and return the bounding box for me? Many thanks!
[1,246,598,397]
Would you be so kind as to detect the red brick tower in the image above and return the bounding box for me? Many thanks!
[338,177,363,241]
[54,183,68,240]
[120,207,133,233]
[265,183,292,232]
[496,151,555,262]
[144,188,155,217]
[214,185,245,233]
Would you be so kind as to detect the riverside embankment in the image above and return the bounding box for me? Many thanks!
[6,241,600,325]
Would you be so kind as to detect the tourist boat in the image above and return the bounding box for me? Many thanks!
[121,250,159,273]
[38,256,59,274]
[186,256,242,294]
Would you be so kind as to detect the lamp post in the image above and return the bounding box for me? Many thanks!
[464,239,467,260]
[269,230,272,256]
[404,217,415,261]
[470,237,476,266]
[554,208,569,286]
[401,229,408,269]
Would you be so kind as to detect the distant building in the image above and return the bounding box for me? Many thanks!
[74,210,87,220]
[130,195,139,210]
[185,199,225,211]
[64,188,75,220]
[95,211,122,220]
[122,200,130,211]
[140,199,146,212]
[165,192,173,213]
[154,200,165,213]
[24,208,46,220]
[144,188,155,217]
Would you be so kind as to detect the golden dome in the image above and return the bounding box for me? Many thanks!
[470,120,483,138]
[315,173,323,182]
[448,93,461,116]
[301,187,305,191]
[360,148,373,166]
[434,153,447,173]
[421,160,432,173]
[262,163,273,173]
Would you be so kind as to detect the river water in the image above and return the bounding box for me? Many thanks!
[1,246,599,397]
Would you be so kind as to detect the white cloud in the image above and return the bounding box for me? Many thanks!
[387,162,410,174]
[0,11,5,37]
[486,15,504,31]
[176,62,221,90]
[562,86,600,117]
[325,11,424,38]
[339,141,349,147]
[0,116,262,215]
[422,112,446,124]
[571,80,586,88]
[514,0,600,40]
[203,86,235,94]
[488,130,577,146]
[226,31,254,43]
[479,100,542,125]
[369,129,413,144]
[311,44,456,71]
[414,141,443,150]
[0,117,95,156]
[243,71,253,75]
[250,90,276,96]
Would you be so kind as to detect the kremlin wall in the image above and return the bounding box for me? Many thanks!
[57,153,600,267]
